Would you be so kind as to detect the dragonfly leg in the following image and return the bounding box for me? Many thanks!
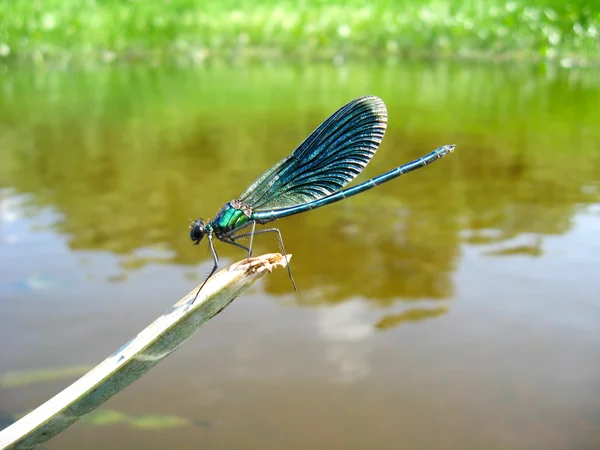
[246,221,256,260]
[222,238,251,255]
[222,221,256,260]
[230,227,297,291]
[191,233,219,305]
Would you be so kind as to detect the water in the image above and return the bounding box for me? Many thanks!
[1,61,599,449]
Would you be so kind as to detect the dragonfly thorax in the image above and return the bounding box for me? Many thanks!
[211,200,253,237]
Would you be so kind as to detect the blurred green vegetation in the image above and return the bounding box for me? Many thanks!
[1,0,599,67]
[1,62,599,305]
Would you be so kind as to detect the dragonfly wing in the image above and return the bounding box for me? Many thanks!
[238,96,388,210]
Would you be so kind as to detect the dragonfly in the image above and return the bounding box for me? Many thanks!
[190,96,455,302]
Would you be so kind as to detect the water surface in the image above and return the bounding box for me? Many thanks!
[1,61,599,449]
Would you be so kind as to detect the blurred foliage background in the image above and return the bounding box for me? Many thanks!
[1,0,599,68]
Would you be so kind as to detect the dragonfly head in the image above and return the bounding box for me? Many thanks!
[190,219,206,245]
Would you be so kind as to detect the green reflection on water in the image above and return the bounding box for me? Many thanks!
[0,365,93,388]
[1,62,599,309]
[8,409,210,431]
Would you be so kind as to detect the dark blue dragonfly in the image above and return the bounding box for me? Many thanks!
[190,96,455,301]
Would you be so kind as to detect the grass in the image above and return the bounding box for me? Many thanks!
[1,0,599,67]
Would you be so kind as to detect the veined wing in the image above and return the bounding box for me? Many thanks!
[238,96,388,211]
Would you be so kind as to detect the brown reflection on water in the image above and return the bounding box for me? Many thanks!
[375,306,449,330]
[2,105,598,305]
[2,112,465,304]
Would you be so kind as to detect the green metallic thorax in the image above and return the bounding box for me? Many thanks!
[210,200,252,237]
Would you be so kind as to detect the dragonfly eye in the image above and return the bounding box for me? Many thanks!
[190,219,205,244]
